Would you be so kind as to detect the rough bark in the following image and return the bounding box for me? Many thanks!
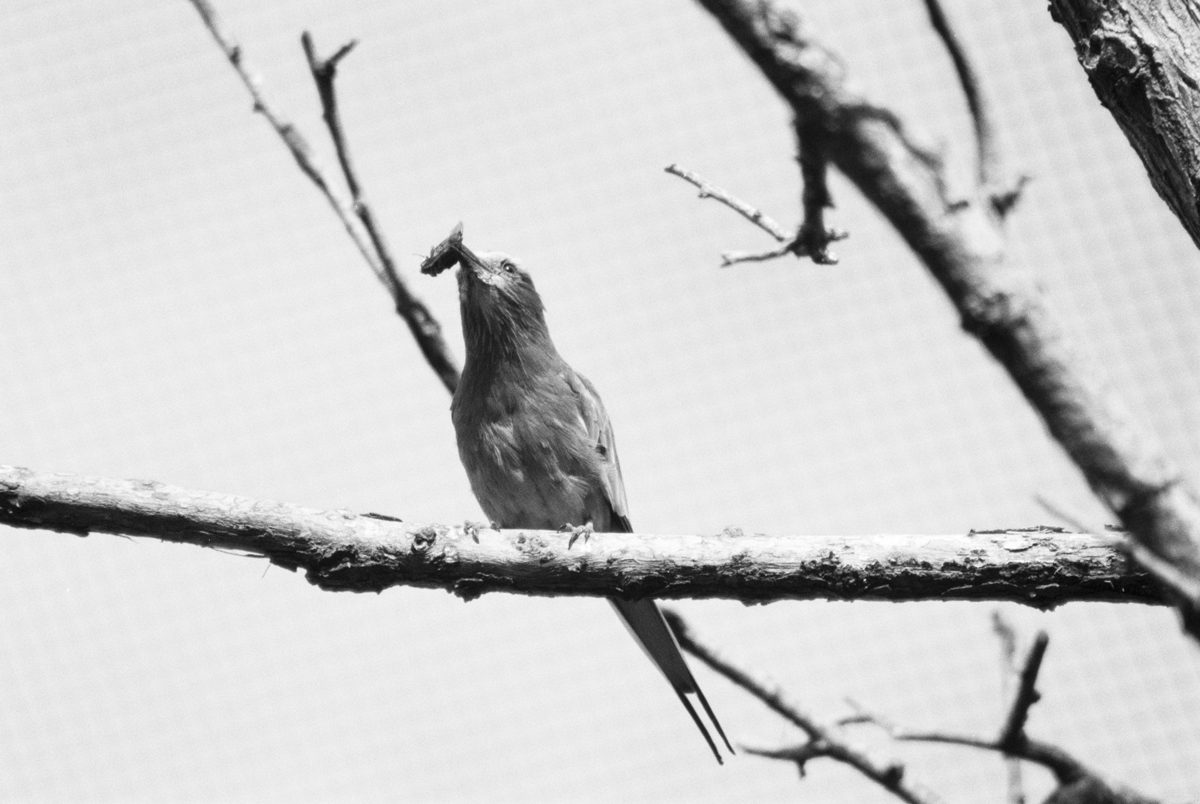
[693,0,1200,631]
[1050,0,1200,253]
[0,465,1160,605]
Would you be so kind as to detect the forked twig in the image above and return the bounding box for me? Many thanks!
[922,0,1027,215]
[185,1,459,393]
[664,163,789,242]
[301,32,459,393]
[664,609,942,804]
[848,630,1158,803]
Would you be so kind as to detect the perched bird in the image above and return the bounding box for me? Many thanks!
[444,241,732,763]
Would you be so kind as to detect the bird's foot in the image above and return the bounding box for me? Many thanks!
[561,522,593,549]
[462,520,493,543]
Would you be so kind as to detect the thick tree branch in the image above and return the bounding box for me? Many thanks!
[691,0,1200,634]
[0,465,1161,605]
[1049,0,1200,255]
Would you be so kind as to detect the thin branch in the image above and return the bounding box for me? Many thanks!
[991,612,1027,804]
[665,144,847,267]
[691,0,1200,637]
[851,706,1154,802]
[721,242,794,267]
[848,630,1159,803]
[0,465,1163,605]
[923,2,991,186]
[184,0,459,394]
[879,720,1155,801]
[184,1,385,289]
[997,631,1049,747]
[666,611,944,804]
[300,32,459,394]
[922,0,1028,215]
[664,163,789,241]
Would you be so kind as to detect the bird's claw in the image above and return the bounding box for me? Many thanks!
[562,522,593,549]
[462,520,492,543]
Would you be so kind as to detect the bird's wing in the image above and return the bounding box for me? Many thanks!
[563,369,631,531]
[564,369,733,763]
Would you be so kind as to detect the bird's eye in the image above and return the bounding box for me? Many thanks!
[501,260,517,274]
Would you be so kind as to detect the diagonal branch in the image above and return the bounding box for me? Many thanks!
[184,0,459,394]
[184,0,382,283]
[691,0,1200,637]
[666,611,944,803]
[997,631,1049,747]
[991,612,1027,804]
[664,163,790,242]
[0,465,1162,605]
[1049,0,1200,255]
[665,136,848,267]
[300,32,459,394]
[922,0,1023,212]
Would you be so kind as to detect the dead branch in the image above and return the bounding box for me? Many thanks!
[853,631,1159,803]
[0,464,1160,605]
[688,0,1200,635]
[665,611,944,804]
[300,32,460,393]
[992,612,1028,804]
[183,0,459,393]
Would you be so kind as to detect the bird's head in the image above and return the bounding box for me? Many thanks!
[457,249,550,353]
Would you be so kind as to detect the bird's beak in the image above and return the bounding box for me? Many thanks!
[456,243,485,281]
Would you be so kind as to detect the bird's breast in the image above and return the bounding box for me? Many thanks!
[452,379,602,530]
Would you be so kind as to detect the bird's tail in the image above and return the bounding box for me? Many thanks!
[609,597,733,764]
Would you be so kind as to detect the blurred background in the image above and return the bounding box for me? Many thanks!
[2,1,1198,801]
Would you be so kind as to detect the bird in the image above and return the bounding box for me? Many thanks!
[442,239,732,763]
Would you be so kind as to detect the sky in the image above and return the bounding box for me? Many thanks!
[2,1,1199,801]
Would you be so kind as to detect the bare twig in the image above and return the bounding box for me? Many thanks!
[922,0,1027,215]
[300,32,459,394]
[991,612,1026,804]
[0,465,1163,605]
[874,710,1156,802]
[664,163,789,241]
[665,157,845,267]
[665,610,943,804]
[185,1,382,281]
[692,0,1200,637]
[997,631,1049,747]
[850,630,1159,803]
[922,2,990,186]
[184,1,459,393]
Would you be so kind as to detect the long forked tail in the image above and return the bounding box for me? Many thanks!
[609,597,734,764]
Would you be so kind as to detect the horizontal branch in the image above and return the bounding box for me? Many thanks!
[0,465,1160,605]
